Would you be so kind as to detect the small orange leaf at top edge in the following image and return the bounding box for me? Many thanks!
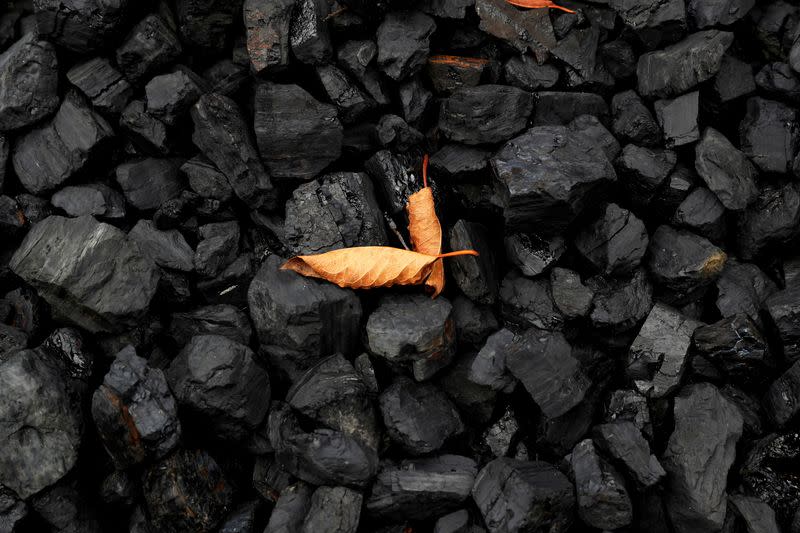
[505,0,576,13]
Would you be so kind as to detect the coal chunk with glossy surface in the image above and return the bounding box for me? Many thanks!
[290,0,333,65]
[647,225,726,299]
[67,57,132,115]
[693,314,773,387]
[439,85,533,146]
[34,0,133,53]
[575,203,649,276]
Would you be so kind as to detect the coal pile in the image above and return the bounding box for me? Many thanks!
[3,0,800,532]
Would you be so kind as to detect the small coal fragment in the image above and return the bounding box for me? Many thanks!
[504,233,566,277]
[10,216,159,333]
[736,183,800,260]
[503,55,559,91]
[600,39,636,80]
[169,305,251,347]
[654,91,699,147]
[469,328,516,392]
[571,439,633,530]
[399,77,432,124]
[715,260,777,321]
[611,90,662,147]
[30,478,101,533]
[728,494,781,533]
[12,92,114,194]
[129,220,194,272]
[366,294,455,381]
[695,127,759,210]
[182,156,232,202]
[264,482,311,532]
[587,268,654,333]
[438,352,497,425]
[605,389,652,439]
[67,57,132,115]
[0,33,59,132]
[672,187,727,243]
[91,346,181,468]
[427,55,489,94]
[116,15,183,83]
[662,383,742,533]
[550,268,593,318]
[145,67,204,125]
[693,315,773,387]
[301,486,362,533]
[429,144,490,180]
[366,455,477,521]
[51,184,126,219]
[689,0,755,28]
[499,271,563,331]
[439,85,533,145]
[594,421,665,488]
[195,221,239,278]
[254,82,343,181]
[713,53,756,103]
[575,203,649,276]
[551,24,601,86]
[121,100,170,155]
[243,0,295,73]
[317,64,376,124]
[376,11,436,81]
[176,0,242,52]
[448,220,497,304]
[609,0,686,49]
[115,158,183,211]
[338,40,377,79]
[740,432,800,526]
[475,0,556,61]
[532,91,609,126]
[764,287,800,362]
[647,225,726,299]
[376,114,423,151]
[764,360,800,426]
[291,0,333,65]
[755,62,800,104]
[739,96,798,174]
[616,144,677,208]
[472,458,575,533]
[0,323,28,354]
[433,509,470,533]
[142,449,232,533]
[637,30,733,98]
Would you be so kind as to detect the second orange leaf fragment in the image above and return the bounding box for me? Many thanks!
[506,0,576,13]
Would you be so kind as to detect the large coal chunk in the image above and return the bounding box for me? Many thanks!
[177,0,242,52]
[475,0,555,60]
[91,346,180,468]
[611,90,661,147]
[192,93,277,209]
[593,421,665,488]
[689,0,754,28]
[491,126,617,235]
[764,360,800,426]
[12,92,114,194]
[575,203,649,276]
[448,220,498,304]
[637,30,733,98]
[499,271,563,331]
[301,486,362,533]
[34,0,133,53]
[663,383,742,533]
[366,294,455,381]
[244,0,294,73]
[695,127,758,210]
[647,225,726,299]
[740,432,800,526]
[764,286,800,363]
[285,172,387,255]
[166,335,270,441]
[0,349,81,499]
[248,255,362,378]
[142,449,233,533]
[10,216,159,333]
[739,97,798,174]
[587,268,653,333]
[0,33,59,131]
[736,183,800,260]
[627,303,701,398]
[67,57,132,115]
[728,495,781,533]
[693,314,773,387]
[571,439,632,530]
[376,11,436,81]
[472,458,575,533]
[255,83,343,182]
[366,455,477,521]
[115,158,183,211]
[379,378,463,455]
[115,14,183,83]
[610,0,686,49]
[439,85,533,145]
[616,144,677,208]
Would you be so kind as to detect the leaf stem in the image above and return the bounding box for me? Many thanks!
[422,153,429,189]
[437,250,479,258]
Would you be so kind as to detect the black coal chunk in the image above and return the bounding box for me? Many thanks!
[575,203,649,276]
[755,62,800,104]
[264,482,311,532]
[290,0,333,65]
[609,0,686,49]
[115,158,183,211]
[475,0,556,61]
[91,346,180,468]
[254,82,343,182]
[587,268,654,333]
[285,171,387,255]
[438,352,497,426]
[429,144,490,180]
[499,271,563,331]
[116,14,183,83]
[492,125,617,235]
[121,100,171,155]
[601,39,636,80]
[616,144,677,208]
[605,389,652,439]
[67,57,132,115]
[611,90,662,146]
[504,233,566,277]
[0,349,82,498]
[439,85,533,145]
[142,449,232,533]
[194,221,240,279]
[50,184,123,219]
[739,97,798,174]
[551,25,602,87]
[593,421,665,488]
[550,267,593,318]
[376,11,436,81]
[0,485,26,532]
[376,114,423,152]
[0,33,59,132]
[693,315,773,387]
[713,53,756,103]
[182,156,233,202]
[764,286,800,363]
[740,432,800,526]
[571,438,632,530]
[399,77,432,123]
[736,183,800,260]
[317,65,376,124]
[176,0,242,52]
[715,260,777,322]
[694,127,758,210]
[129,220,194,272]
[366,455,477,521]
[672,188,726,242]
[337,39,376,80]
[192,93,276,209]
[12,92,114,194]
[469,328,516,392]
[662,383,742,533]
[689,0,754,28]
[532,91,609,126]
[10,215,159,333]
[427,55,489,94]
[728,495,781,533]
[472,458,575,533]
[447,220,498,304]
[764,359,800,427]
[365,294,455,381]
[503,55,559,91]
[379,378,463,455]
[145,67,204,125]
[33,0,132,53]
[637,30,733,98]
[654,91,699,147]
[301,486,362,533]
[243,0,295,73]
[169,305,251,347]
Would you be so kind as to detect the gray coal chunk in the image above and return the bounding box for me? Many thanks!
[194,221,240,278]
[575,203,649,276]
[483,407,520,458]
[364,150,417,215]
[736,183,800,260]
[739,97,798,174]
[377,114,424,152]
[0,349,82,499]
[450,296,496,347]
[472,458,575,533]
[673,188,727,244]
[647,225,727,297]
[594,420,665,488]
[91,346,181,468]
[0,324,28,354]
[492,125,617,235]
[169,304,252,347]
[504,233,566,277]
[354,353,379,396]
[570,114,621,162]
[503,55,559,91]
[475,0,555,61]
[740,432,800,526]
[317,65,376,124]
[30,479,101,533]
[366,294,456,381]
[654,91,700,148]
[550,267,593,318]
[551,25,600,85]
[218,500,259,533]
[764,360,800,426]
[166,335,270,441]
[182,156,232,202]
[715,260,777,322]
[366,455,477,521]
[448,220,498,304]
[654,166,697,221]
[399,77,432,124]
[627,303,701,398]
[605,389,652,439]
[616,144,677,208]
[379,378,463,455]
[689,0,755,27]
[254,82,343,182]
[51,184,126,219]
[506,329,590,418]
[469,328,517,392]
[66,57,132,115]
[587,268,653,332]
[695,127,758,210]
[115,158,183,211]
[243,0,295,73]
[433,509,470,533]
[301,486,362,533]
[438,352,497,426]
[764,286,800,362]
[600,39,636,80]
[0,133,7,190]
[637,30,733,99]
[34,0,133,53]
[10,215,159,333]
[12,91,114,194]
[429,144,490,180]
[264,482,312,533]
[247,255,362,378]
[128,220,194,272]
[290,0,333,65]
[285,172,387,255]
[499,271,563,331]
[609,0,686,49]
[115,15,183,83]
[754,62,800,103]
[426,55,489,95]
[728,495,781,533]
[439,85,533,145]
[713,54,756,103]
[611,89,662,147]
[121,100,170,155]
[663,383,742,533]
[571,439,633,530]
[421,0,473,19]
[176,0,243,52]
[376,11,436,81]
[0,33,58,131]
[337,40,377,80]
[143,449,232,533]
[192,93,277,209]
[145,67,204,125]
[0,485,27,532]
[693,314,774,387]
[533,91,609,126]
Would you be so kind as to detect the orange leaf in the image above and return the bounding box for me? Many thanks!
[281,247,478,290]
[506,0,576,13]
[407,155,445,297]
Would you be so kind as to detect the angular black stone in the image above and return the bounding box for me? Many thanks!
[616,144,677,208]
[376,11,436,81]
[291,0,333,65]
[115,158,183,211]
[764,286,800,363]
[399,77,432,124]
[337,40,377,79]
[264,482,311,532]
[571,439,633,530]
[605,389,652,439]
[475,0,556,61]
[116,15,183,83]
[33,0,132,53]
[194,221,240,278]
[317,64,376,124]
[243,0,294,73]
[741,432,800,526]
[594,420,665,488]
[610,0,686,49]
[429,144,490,180]
[550,267,593,318]
[587,268,654,332]
[755,62,800,103]
[447,220,497,304]
[611,90,662,147]
[176,0,242,52]
[739,97,799,174]
[121,100,170,155]
[51,184,126,219]
[439,85,533,145]
[533,91,609,126]
[672,187,727,243]
[145,67,204,125]
[469,328,516,393]
[376,114,424,151]
[736,183,800,260]
[129,220,194,272]
[647,225,726,298]
[427,55,489,95]
[575,203,649,276]
[694,127,759,210]
[181,156,232,202]
[365,151,417,216]
[689,0,754,28]
[169,304,251,348]
[728,495,781,533]
[0,33,58,132]
[693,314,773,387]
[503,55,559,91]
[654,91,700,148]
[67,57,132,115]
[301,486,362,533]
[499,271,563,331]
[551,25,601,87]
[715,260,777,322]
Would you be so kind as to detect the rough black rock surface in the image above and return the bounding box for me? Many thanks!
[0,33,59,131]
[439,85,533,145]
